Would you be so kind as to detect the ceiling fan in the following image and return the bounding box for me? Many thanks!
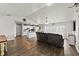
[68,3,79,8]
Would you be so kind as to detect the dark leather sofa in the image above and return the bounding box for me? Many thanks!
[36,32,64,48]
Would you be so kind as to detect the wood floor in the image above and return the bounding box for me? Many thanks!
[4,36,79,56]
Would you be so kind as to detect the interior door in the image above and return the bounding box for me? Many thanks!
[16,23,22,36]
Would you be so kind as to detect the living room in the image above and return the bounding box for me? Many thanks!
[0,3,79,56]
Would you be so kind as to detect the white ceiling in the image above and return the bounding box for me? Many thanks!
[0,3,74,17]
[24,3,74,24]
[0,3,46,16]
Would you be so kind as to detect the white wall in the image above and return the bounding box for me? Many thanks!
[0,16,23,40]
[0,16,15,40]
[74,7,79,53]
[75,16,79,53]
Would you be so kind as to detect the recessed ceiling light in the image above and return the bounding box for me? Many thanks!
[46,3,53,6]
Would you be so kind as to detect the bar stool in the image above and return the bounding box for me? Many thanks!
[0,35,7,56]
